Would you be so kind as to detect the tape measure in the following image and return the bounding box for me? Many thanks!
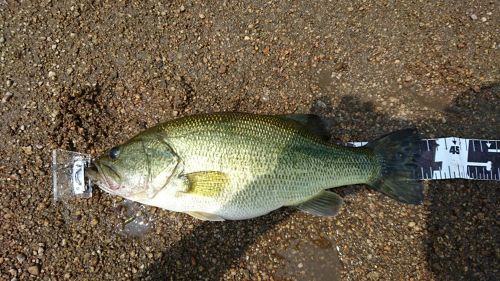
[350,138,500,181]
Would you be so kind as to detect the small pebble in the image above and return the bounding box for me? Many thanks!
[314,100,327,109]
[470,14,478,20]
[297,262,303,268]
[8,268,17,276]
[21,146,33,155]
[408,221,416,228]
[16,254,26,263]
[199,14,205,19]
[2,92,13,103]
[0,36,5,43]
[48,71,56,80]
[218,65,227,74]
[6,79,13,87]
[27,265,40,275]
[480,17,487,22]
[367,271,380,280]
[179,5,185,12]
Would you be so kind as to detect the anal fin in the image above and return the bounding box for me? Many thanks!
[186,211,225,221]
[295,191,343,217]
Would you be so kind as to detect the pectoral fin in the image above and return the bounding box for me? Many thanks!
[295,191,343,217]
[183,171,229,197]
[186,211,225,221]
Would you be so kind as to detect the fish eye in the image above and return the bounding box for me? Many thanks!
[109,147,121,160]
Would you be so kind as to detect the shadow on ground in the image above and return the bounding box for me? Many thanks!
[143,211,293,280]
[141,84,499,280]
[424,84,499,281]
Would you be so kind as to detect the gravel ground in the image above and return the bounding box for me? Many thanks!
[1,1,499,280]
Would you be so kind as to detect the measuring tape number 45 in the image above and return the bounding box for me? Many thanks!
[350,137,500,181]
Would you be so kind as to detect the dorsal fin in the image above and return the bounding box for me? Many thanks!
[275,114,330,141]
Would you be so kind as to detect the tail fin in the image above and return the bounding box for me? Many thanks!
[367,129,423,204]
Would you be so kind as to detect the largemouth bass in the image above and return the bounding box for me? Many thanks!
[87,112,423,221]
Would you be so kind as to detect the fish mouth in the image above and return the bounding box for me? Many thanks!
[86,162,122,193]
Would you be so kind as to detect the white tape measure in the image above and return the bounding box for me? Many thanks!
[350,138,500,181]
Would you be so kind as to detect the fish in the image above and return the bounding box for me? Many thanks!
[86,112,423,221]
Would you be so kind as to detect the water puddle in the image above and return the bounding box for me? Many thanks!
[275,235,342,281]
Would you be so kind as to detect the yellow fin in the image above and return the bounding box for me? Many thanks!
[184,171,229,197]
[186,211,225,221]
